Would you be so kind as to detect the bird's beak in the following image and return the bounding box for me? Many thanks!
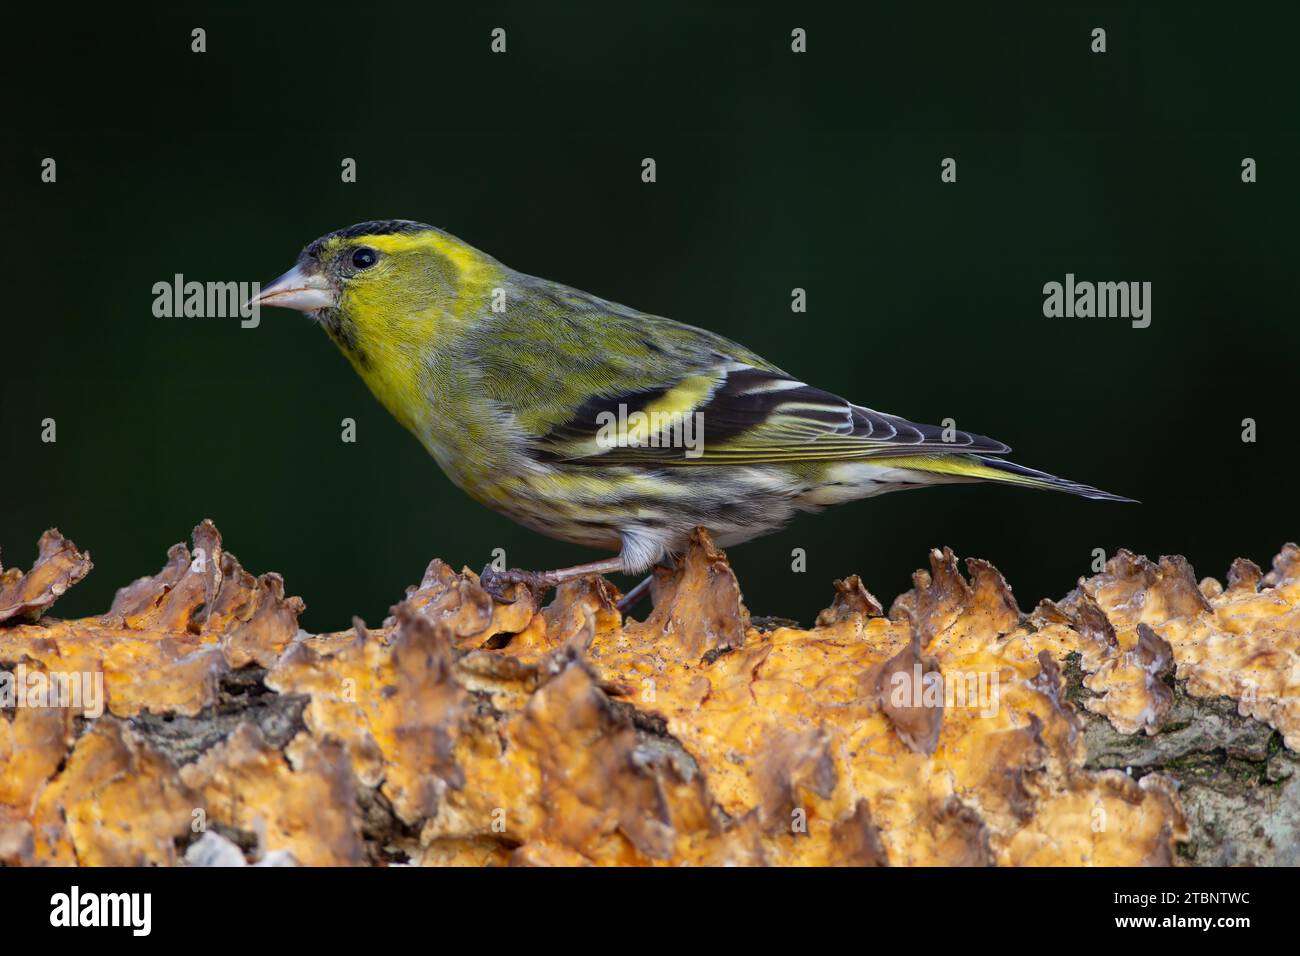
[250,262,337,312]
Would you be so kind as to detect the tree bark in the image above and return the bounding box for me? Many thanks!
[1,522,1296,865]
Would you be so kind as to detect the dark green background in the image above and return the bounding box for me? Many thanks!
[3,2,1296,632]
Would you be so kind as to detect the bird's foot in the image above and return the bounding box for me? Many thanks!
[479,557,626,606]
[479,565,552,605]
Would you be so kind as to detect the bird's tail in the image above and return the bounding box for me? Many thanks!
[970,455,1136,502]
[884,454,1137,503]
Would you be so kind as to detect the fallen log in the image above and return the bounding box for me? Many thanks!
[1,521,1296,866]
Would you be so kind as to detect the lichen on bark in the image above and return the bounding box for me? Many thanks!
[1,521,1297,865]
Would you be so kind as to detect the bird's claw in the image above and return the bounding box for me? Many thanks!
[479,565,550,605]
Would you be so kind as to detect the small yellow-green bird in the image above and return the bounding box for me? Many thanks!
[255,220,1130,600]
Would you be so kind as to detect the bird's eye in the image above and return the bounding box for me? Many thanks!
[351,247,378,270]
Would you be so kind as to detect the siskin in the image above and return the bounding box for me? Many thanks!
[255,220,1131,600]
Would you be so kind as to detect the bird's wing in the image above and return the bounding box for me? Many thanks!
[470,281,1010,466]
[528,361,1010,466]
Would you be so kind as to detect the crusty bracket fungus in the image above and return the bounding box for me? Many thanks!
[0,531,92,624]
[1,521,1297,865]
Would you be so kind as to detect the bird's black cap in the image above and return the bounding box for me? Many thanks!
[303,220,434,260]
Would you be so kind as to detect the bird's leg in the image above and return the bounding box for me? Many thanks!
[615,555,677,616]
[615,574,655,615]
[480,556,625,604]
